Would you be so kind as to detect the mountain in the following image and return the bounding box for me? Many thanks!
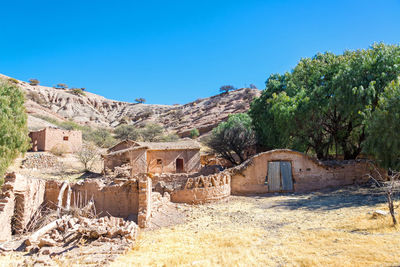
[0,74,260,136]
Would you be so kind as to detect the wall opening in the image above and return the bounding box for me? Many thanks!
[63,136,69,141]
[176,158,184,173]
[267,161,293,192]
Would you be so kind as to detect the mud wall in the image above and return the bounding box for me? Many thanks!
[170,172,231,204]
[29,130,46,152]
[44,127,82,153]
[147,149,200,174]
[138,176,152,227]
[230,149,372,194]
[0,173,46,241]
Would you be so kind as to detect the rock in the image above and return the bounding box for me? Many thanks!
[38,238,57,248]
[372,210,388,218]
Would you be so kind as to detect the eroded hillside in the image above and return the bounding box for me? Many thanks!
[0,74,260,135]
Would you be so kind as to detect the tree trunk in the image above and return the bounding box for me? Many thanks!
[387,190,397,225]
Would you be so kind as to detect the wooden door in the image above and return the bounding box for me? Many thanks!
[280,161,293,191]
[268,162,281,191]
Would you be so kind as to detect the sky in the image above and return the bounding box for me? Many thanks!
[0,0,399,105]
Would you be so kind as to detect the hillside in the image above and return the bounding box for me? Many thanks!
[0,74,260,136]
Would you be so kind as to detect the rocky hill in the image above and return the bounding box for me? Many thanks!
[0,74,260,136]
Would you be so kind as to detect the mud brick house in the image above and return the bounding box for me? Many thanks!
[103,140,201,174]
[29,127,82,153]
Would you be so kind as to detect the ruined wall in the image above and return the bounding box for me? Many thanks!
[29,129,46,152]
[231,149,372,194]
[44,128,82,153]
[45,180,140,218]
[146,149,200,174]
[170,172,231,204]
[138,176,152,228]
[0,173,46,241]
[104,148,147,174]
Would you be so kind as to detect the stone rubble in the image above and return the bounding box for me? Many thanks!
[21,153,62,169]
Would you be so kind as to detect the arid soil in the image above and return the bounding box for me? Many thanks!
[114,185,400,266]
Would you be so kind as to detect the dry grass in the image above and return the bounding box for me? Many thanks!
[114,190,400,267]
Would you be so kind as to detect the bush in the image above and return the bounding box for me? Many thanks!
[26,91,46,105]
[69,88,85,96]
[55,83,68,89]
[29,79,40,86]
[140,123,164,142]
[190,128,200,139]
[114,125,141,141]
[84,128,116,148]
[158,133,180,142]
[0,81,30,178]
[50,143,69,156]
[8,78,19,84]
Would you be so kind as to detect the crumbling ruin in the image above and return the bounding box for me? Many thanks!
[29,127,82,153]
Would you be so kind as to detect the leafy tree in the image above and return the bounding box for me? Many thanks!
[84,128,116,148]
[135,98,146,103]
[114,125,141,141]
[364,80,400,171]
[158,133,180,142]
[29,79,39,86]
[69,88,85,96]
[190,128,200,139]
[250,43,400,160]
[206,113,256,165]
[219,85,236,94]
[0,81,30,180]
[56,83,68,89]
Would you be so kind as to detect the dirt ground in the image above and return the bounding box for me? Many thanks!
[114,185,400,267]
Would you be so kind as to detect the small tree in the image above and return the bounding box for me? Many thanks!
[85,128,116,148]
[140,123,164,142]
[219,85,236,94]
[29,79,40,86]
[76,143,100,171]
[206,113,256,165]
[135,98,146,104]
[190,128,200,139]
[249,84,257,89]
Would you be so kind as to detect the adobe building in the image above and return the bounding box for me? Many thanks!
[29,127,82,153]
[230,149,373,194]
[103,140,201,174]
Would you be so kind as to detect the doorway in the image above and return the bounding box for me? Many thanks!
[176,158,184,173]
[267,161,293,192]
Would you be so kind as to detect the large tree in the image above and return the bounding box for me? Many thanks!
[206,113,256,165]
[250,43,400,160]
[0,81,30,180]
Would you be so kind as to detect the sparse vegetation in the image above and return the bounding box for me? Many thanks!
[219,85,236,94]
[0,81,30,181]
[8,78,19,84]
[84,128,116,148]
[249,84,257,89]
[190,128,200,139]
[28,79,39,86]
[55,83,68,89]
[140,123,164,142]
[114,125,141,141]
[206,113,256,165]
[26,91,46,105]
[50,143,69,157]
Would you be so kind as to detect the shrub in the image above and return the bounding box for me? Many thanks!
[249,84,257,89]
[0,81,30,178]
[84,128,116,148]
[158,133,180,142]
[55,83,68,89]
[8,78,19,84]
[69,88,85,96]
[190,128,200,139]
[140,123,164,142]
[26,91,46,105]
[50,143,69,156]
[219,85,236,94]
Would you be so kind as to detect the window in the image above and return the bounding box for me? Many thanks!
[63,136,69,141]
[157,159,162,165]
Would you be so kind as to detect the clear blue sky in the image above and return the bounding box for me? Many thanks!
[1,0,399,104]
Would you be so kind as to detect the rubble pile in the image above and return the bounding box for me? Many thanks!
[21,153,61,169]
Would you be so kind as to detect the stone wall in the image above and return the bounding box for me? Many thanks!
[0,174,17,241]
[230,149,373,194]
[138,176,152,228]
[170,172,231,204]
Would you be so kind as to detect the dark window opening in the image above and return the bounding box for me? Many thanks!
[157,159,162,165]
[63,136,69,141]
[176,158,184,173]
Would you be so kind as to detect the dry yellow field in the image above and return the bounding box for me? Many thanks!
[114,186,400,267]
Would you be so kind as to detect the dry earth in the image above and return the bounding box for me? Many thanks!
[114,186,400,267]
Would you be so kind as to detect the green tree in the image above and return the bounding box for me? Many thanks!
[364,80,400,170]
[250,43,400,160]
[135,98,146,103]
[85,128,116,148]
[29,79,39,86]
[219,85,236,94]
[114,125,141,141]
[0,81,30,181]
[206,113,256,165]
[190,128,200,139]
[140,123,164,142]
